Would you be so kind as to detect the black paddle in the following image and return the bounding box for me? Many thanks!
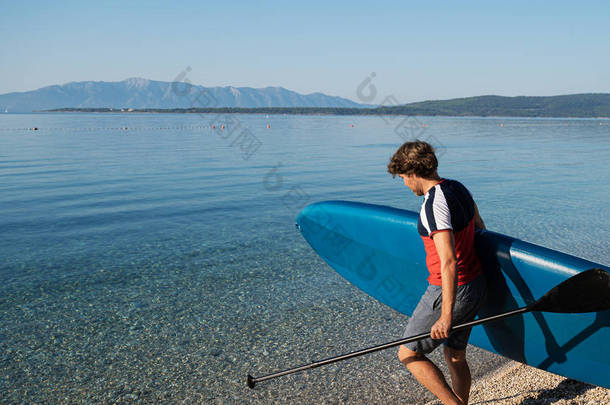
[247,268,610,389]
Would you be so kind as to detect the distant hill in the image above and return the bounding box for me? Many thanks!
[0,78,366,112]
[3,78,609,117]
[377,94,610,117]
[49,94,610,118]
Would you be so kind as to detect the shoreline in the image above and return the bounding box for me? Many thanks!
[463,361,610,405]
[35,109,610,119]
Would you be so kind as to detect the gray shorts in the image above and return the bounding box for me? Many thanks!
[402,274,487,354]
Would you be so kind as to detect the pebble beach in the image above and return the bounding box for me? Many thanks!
[467,361,610,405]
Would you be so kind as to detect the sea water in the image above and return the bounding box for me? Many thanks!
[1,113,608,403]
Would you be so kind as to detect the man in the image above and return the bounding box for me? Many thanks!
[387,140,487,405]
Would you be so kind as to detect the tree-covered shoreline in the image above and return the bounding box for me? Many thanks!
[46,94,610,118]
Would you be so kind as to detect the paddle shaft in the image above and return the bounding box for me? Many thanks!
[247,306,529,388]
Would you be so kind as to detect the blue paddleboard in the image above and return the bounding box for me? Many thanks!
[296,200,610,388]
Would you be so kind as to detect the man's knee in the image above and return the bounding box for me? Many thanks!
[443,345,467,364]
[398,345,424,365]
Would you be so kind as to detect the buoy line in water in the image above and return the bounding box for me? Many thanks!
[2,120,609,132]
[0,125,276,132]
[497,121,609,127]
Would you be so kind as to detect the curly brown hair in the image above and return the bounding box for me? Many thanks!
[387,140,438,178]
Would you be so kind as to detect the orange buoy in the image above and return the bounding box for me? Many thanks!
[221,125,225,129]
[212,125,216,129]
[350,124,354,128]
[266,124,270,129]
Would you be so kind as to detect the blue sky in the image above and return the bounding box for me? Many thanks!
[1,1,609,102]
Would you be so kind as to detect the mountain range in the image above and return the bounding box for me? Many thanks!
[0,78,366,112]
[2,79,609,117]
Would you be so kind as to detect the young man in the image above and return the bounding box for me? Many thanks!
[387,140,487,405]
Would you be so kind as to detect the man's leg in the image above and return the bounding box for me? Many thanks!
[398,345,463,405]
[443,346,471,405]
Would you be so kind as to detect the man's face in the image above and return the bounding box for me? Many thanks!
[398,173,423,196]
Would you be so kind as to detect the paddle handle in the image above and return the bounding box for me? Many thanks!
[247,306,529,388]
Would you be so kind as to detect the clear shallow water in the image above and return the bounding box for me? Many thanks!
[0,113,608,403]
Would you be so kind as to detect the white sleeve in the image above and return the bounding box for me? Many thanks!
[431,188,452,233]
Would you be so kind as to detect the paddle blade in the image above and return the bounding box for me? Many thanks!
[530,268,610,313]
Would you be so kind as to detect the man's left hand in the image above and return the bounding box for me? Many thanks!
[430,316,452,340]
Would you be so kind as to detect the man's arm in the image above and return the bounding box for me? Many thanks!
[430,230,458,340]
[474,201,486,230]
